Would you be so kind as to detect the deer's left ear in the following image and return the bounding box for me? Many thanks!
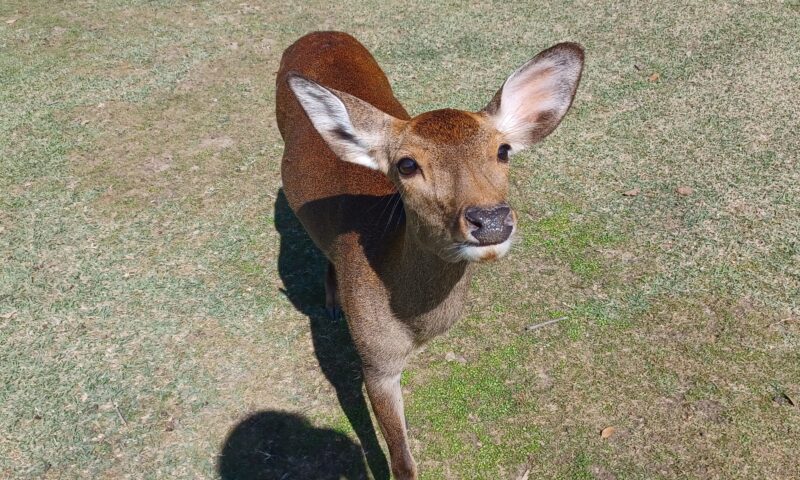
[483,43,584,151]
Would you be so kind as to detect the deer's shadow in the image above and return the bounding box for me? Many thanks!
[268,188,391,480]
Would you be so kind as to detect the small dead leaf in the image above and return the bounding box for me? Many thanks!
[6,17,18,25]
[600,426,616,439]
[517,468,530,480]
[773,392,795,407]
[590,464,617,480]
[165,417,176,432]
[199,135,234,150]
[0,310,17,319]
[445,351,467,364]
[676,186,694,196]
[622,188,640,197]
[648,72,660,82]
[144,153,173,174]
[533,369,554,392]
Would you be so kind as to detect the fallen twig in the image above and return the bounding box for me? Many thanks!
[525,316,568,331]
[114,402,128,426]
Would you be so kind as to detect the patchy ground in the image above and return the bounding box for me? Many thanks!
[1,1,798,479]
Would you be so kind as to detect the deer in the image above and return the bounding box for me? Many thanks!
[275,31,584,479]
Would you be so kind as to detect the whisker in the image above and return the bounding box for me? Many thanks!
[382,195,402,239]
[373,193,397,224]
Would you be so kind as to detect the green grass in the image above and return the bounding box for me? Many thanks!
[408,345,542,478]
[522,203,620,281]
[2,1,799,479]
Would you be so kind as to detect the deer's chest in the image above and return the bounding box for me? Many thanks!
[401,272,473,344]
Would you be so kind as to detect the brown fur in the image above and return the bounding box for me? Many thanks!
[275,31,583,479]
[410,109,482,144]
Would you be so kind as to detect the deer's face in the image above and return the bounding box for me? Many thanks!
[385,109,516,262]
[289,42,584,263]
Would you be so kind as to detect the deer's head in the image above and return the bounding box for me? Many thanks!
[289,43,584,263]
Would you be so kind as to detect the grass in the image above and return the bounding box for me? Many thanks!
[1,0,799,479]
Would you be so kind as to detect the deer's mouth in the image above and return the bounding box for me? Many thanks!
[453,228,515,263]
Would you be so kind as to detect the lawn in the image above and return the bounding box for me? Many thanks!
[1,1,798,479]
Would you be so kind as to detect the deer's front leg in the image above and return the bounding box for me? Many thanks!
[364,367,416,480]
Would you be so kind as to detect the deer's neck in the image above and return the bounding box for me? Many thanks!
[379,220,476,342]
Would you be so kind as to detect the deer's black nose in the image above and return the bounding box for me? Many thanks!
[464,204,514,245]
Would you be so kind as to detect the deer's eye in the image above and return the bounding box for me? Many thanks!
[397,157,419,176]
[498,144,511,163]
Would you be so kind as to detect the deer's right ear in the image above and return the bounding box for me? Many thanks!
[288,74,395,174]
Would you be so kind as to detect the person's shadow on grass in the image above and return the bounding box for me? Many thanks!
[217,410,369,480]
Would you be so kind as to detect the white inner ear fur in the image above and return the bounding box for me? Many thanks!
[288,75,383,171]
[493,52,582,151]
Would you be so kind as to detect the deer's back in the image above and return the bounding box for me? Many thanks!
[276,31,410,259]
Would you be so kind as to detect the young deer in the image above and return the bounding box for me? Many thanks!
[276,31,583,479]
